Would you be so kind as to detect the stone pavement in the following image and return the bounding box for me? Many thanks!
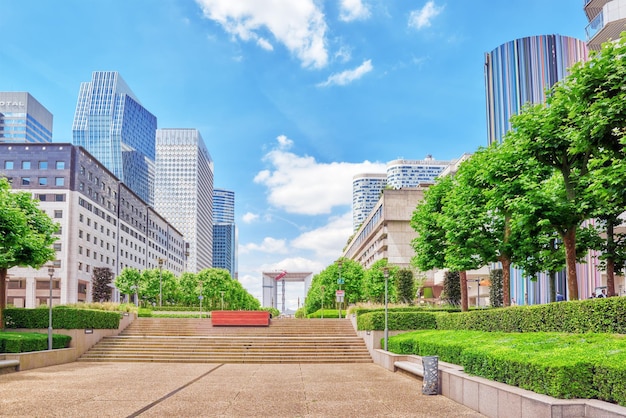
[0,362,484,417]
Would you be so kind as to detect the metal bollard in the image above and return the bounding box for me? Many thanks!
[422,356,439,395]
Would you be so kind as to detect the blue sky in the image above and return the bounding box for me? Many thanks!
[1,1,590,310]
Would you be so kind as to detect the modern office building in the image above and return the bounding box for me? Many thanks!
[155,128,214,273]
[352,156,453,232]
[352,173,387,232]
[585,0,626,50]
[0,143,185,308]
[0,92,53,143]
[484,35,588,144]
[344,188,428,269]
[72,71,157,205]
[212,188,237,278]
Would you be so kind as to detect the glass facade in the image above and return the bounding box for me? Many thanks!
[213,188,237,278]
[484,35,588,145]
[155,128,214,273]
[0,92,53,143]
[72,71,157,205]
[352,174,387,232]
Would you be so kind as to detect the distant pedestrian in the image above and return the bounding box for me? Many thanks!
[597,289,607,298]
[556,293,565,302]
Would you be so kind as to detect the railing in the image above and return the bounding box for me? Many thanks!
[586,10,604,41]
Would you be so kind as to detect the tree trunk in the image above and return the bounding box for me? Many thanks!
[563,227,579,300]
[499,256,511,307]
[606,217,616,297]
[549,271,557,303]
[460,270,468,312]
[0,268,7,329]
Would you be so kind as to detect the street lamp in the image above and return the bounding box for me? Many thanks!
[383,267,389,352]
[47,265,55,351]
[158,258,164,307]
[337,260,343,319]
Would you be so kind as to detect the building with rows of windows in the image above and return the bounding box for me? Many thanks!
[0,143,185,308]
[212,188,237,278]
[0,92,53,143]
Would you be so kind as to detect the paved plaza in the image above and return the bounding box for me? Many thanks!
[0,362,484,417]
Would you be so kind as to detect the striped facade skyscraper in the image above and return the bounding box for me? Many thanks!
[484,35,590,304]
[212,188,237,278]
[0,92,53,143]
[484,35,588,145]
[72,71,157,205]
[155,128,214,273]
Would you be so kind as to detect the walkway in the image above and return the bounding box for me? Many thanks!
[0,362,484,417]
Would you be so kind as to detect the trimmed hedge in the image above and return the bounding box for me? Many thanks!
[434,297,626,334]
[357,311,439,331]
[307,309,341,318]
[388,330,626,405]
[352,306,460,318]
[0,331,72,352]
[3,307,121,329]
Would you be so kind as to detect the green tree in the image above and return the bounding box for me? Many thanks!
[92,267,113,302]
[363,259,396,304]
[114,267,142,304]
[0,178,58,326]
[396,268,415,305]
[442,271,460,306]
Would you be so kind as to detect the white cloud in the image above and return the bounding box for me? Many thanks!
[334,45,352,63]
[254,135,386,215]
[257,37,273,51]
[276,134,293,149]
[242,212,259,223]
[339,0,371,22]
[240,237,288,254]
[195,0,328,68]
[317,59,373,87]
[291,212,353,261]
[408,1,444,30]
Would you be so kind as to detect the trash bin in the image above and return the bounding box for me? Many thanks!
[422,356,439,395]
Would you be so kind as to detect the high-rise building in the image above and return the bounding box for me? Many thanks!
[352,173,387,232]
[585,0,626,50]
[155,128,214,273]
[0,92,53,143]
[484,35,588,145]
[0,143,185,308]
[213,188,237,278]
[352,156,452,232]
[72,71,157,205]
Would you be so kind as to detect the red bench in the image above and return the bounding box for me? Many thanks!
[211,310,270,327]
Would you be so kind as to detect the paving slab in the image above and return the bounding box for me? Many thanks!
[0,362,485,417]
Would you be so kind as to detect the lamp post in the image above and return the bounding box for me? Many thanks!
[337,260,343,319]
[320,285,325,319]
[47,265,55,351]
[158,258,164,307]
[383,267,389,352]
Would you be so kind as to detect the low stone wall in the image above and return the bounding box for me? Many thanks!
[4,312,135,371]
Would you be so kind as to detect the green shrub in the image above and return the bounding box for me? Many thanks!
[357,311,439,331]
[260,307,280,318]
[3,308,120,329]
[308,309,340,318]
[0,332,71,353]
[138,308,153,317]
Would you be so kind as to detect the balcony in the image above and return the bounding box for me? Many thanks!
[585,0,609,20]
[585,0,626,50]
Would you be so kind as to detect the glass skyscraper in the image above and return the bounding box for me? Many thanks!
[0,92,53,143]
[72,71,157,205]
[213,188,237,278]
[484,35,588,145]
[155,128,214,273]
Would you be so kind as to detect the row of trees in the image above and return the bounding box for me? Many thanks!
[303,258,417,315]
[112,267,260,310]
[411,34,626,310]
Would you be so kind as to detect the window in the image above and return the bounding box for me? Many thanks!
[86,249,90,257]
[39,161,48,169]
[78,246,83,255]
[21,177,30,186]
[53,243,62,251]
[78,262,83,271]
[79,230,83,238]
[86,265,90,273]
[80,165,85,175]
[54,210,62,219]
[38,177,47,186]
[21,161,31,169]
[56,161,65,170]
[55,194,65,202]
[4,161,14,169]
[55,177,64,186]
[79,214,84,223]
[38,194,47,201]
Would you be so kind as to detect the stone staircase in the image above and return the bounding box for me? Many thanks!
[78,317,372,364]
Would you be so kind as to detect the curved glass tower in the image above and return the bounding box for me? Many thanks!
[484,35,588,145]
